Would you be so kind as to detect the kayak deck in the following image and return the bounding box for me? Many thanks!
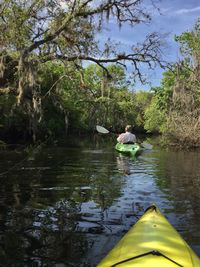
[115,143,141,157]
[97,205,200,267]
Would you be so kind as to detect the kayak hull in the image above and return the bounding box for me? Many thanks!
[97,205,200,266]
[115,143,141,157]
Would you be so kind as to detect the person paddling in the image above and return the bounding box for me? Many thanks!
[117,125,136,144]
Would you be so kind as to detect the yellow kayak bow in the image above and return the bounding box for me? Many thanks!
[97,205,200,267]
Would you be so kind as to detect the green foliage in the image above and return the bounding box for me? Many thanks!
[175,19,200,60]
[151,86,172,112]
[144,19,200,146]
[75,64,137,131]
[142,67,178,134]
[142,69,174,134]
[38,62,85,135]
[0,0,168,142]
[0,58,159,142]
[144,97,167,133]
[134,91,152,128]
[35,62,139,137]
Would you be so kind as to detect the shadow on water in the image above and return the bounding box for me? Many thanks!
[0,135,200,266]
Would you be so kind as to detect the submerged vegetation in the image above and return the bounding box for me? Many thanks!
[0,0,199,147]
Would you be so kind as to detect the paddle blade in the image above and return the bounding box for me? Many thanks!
[141,142,153,150]
[96,125,109,134]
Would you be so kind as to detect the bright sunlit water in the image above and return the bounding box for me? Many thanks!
[0,136,200,266]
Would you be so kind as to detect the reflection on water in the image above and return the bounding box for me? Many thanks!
[116,154,132,175]
[0,137,200,266]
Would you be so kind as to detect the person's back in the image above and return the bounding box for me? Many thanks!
[117,125,136,144]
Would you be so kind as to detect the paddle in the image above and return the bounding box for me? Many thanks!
[96,125,153,150]
[96,125,110,134]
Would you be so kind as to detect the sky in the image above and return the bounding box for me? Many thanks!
[98,0,200,90]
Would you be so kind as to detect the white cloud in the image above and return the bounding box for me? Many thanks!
[175,6,200,15]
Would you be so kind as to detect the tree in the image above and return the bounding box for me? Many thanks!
[168,20,200,146]
[78,64,135,131]
[0,0,167,141]
[144,19,200,146]
[134,91,152,130]
[144,94,167,134]
[175,19,200,69]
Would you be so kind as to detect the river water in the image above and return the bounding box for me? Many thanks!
[0,136,200,266]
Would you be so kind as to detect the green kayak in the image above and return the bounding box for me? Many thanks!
[115,143,141,157]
